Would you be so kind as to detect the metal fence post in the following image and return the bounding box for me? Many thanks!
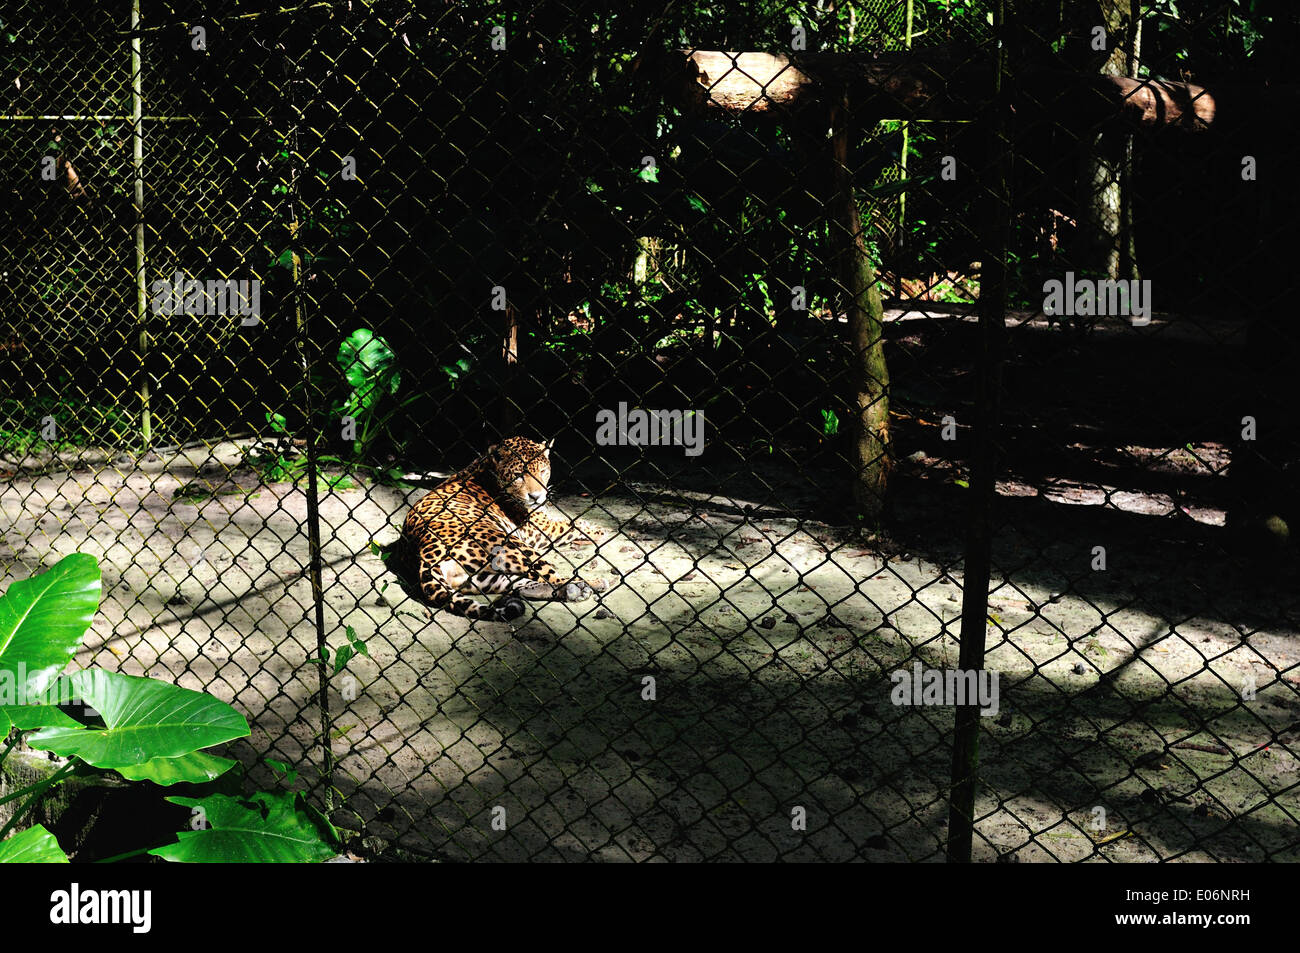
[946,0,1012,863]
[284,49,334,812]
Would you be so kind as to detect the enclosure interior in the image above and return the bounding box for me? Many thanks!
[1,0,1298,862]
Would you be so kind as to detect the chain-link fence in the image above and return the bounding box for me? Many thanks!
[2,0,1297,862]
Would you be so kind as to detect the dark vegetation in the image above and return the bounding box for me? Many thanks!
[3,1,1298,544]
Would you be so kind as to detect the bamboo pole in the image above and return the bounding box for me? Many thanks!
[131,0,151,447]
[896,0,914,298]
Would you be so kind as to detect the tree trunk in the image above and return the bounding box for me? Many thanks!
[830,100,891,526]
[1078,0,1132,279]
[1118,0,1142,282]
[632,236,661,285]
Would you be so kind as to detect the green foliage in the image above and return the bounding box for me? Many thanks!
[114,751,241,786]
[439,356,473,389]
[0,554,337,863]
[244,413,309,483]
[28,670,249,769]
[0,556,175,857]
[1148,0,1270,75]
[542,320,595,358]
[0,552,100,715]
[744,272,774,316]
[149,791,338,863]
[338,329,400,413]
[317,625,369,675]
[334,328,414,461]
[0,383,133,457]
[245,449,308,483]
[821,409,840,438]
[243,412,355,490]
[861,174,938,202]
[266,757,298,786]
[0,825,67,863]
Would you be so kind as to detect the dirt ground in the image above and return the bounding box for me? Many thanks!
[2,413,1297,861]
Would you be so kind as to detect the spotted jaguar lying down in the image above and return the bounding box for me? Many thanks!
[385,437,604,622]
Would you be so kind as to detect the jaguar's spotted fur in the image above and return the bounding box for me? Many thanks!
[386,437,603,622]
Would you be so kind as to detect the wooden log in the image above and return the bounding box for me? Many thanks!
[1042,73,1218,132]
[661,49,1288,133]
[681,51,815,113]
[667,50,978,120]
[1107,75,1215,130]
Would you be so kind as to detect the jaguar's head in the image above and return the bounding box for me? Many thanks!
[485,436,554,509]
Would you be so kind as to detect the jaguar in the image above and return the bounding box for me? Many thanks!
[385,437,604,622]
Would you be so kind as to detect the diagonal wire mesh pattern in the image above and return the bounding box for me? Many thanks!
[1,0,1297,862]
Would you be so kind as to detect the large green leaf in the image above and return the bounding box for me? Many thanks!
[115,750,239,786]
[150,792,337,863]
[337,328,398,391]
[26,670,249,768]
[337,328,401,428]
[0,703,83,730]
[0,553,100,697]
[0,825,69,863]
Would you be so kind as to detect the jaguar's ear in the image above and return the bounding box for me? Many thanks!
[486,443,500,462]
[544,438,555,454]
